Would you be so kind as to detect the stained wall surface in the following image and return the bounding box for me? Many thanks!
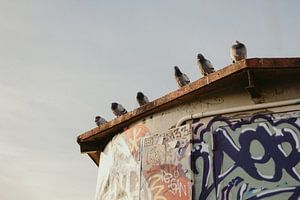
[95,106,300,200]
[94,82,300,200]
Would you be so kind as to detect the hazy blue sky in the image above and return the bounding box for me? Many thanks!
[0,0,299,199]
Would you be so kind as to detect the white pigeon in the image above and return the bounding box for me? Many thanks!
[95,116,107,126]
[136,92,150,106]
[197,54,215,76]
[230,41,247,63]
[174,66,190,88]
[111,102,127,117]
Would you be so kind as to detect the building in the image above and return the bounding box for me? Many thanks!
[77,58,300,200]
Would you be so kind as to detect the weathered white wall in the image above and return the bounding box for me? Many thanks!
[95,81,300,200]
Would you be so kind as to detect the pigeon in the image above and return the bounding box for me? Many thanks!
[230,41,247,63]
[197,54,215,76]
[136,92,150,106]
[95,116,107,126]
[111,102,127,116]
[174,66,190,88]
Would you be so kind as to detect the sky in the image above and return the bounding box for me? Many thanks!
[0,0,299,199]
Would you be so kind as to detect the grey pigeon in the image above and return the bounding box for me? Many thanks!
[230,41,247,63]
[136,92,150,106]
[197,54,215,76]
[95,116,107,126]
[111,102,127,116]
[174,66,190,88]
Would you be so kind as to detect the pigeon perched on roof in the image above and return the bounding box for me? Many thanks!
[136,92,150,106]
[230,41,247,63]
[111,102,127,117]
[174,66,190,88]
[197,54,215,76]
[95,116,107,126]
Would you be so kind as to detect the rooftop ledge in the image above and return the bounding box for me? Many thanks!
[76,57,300,165]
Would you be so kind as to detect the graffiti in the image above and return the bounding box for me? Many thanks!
[192,113,300,199]
[220,176,244,200]
[100,172,139,200]
[125,124,149,161]
[142,165,191,200]
[95,125,149,200]
[95,124,192,200]
[161,168,188,197]
[164,125,191,141]
[95,110,300,200]
[141,125,193,200]
[147,173,167,200]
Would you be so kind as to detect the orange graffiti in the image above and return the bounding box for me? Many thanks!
[124,124,149,160]
[147,174,167,200]
[143,165,191,200]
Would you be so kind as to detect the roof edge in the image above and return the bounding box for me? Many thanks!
[77,57,300,144]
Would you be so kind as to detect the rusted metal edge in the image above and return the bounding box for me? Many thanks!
[77,58,300,143]
[76,57,300,165]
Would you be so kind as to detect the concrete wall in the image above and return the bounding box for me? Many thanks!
[95,83,300,200]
